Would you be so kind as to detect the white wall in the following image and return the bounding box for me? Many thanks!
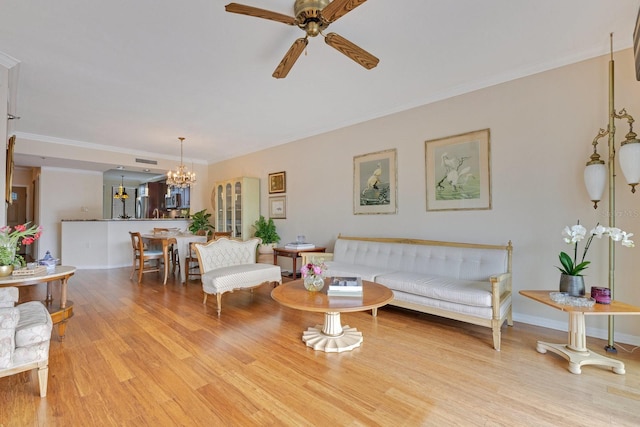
[208,48,640,345]
[38,167,104,259]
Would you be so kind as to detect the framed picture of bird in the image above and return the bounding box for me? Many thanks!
[353,148,397,215]
[425,128,491,211]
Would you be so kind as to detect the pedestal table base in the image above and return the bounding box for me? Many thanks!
[536,341,625,375]
[302,312,363,353]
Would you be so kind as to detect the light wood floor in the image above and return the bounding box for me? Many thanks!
[1,268,639,426]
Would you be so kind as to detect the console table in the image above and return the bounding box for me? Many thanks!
[273,246,326,278]
[520,290,640,374]
[0,266,76,341]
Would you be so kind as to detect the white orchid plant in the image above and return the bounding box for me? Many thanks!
[558,221,634,276]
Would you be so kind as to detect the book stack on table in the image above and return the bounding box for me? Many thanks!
[327,276,363,297]
[284,242,315,250]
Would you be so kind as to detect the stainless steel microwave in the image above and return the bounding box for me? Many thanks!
[165,194,177,209]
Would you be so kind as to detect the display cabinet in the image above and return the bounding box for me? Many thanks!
[213,177,259,240]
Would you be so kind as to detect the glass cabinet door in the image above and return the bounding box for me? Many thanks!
[225,183,232,233]
[216,184,224,232]
[234,181,242,238]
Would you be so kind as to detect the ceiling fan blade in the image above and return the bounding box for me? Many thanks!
[320,0,368,23]
[225,3,297,26]
[324,32,379,70]
[273,38,309,79]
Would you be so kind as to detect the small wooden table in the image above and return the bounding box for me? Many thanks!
[0,266,76,341]
[272,247,326,278]
[520,290,640,374]
[271,279,393,353]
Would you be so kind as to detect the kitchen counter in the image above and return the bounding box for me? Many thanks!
[61,219,190,269]
[61,218,188,221]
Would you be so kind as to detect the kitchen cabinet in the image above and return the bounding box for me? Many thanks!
[213,177,259,240]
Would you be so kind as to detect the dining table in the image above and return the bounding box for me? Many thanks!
[140,231,207,284]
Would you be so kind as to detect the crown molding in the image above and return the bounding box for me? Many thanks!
[0,51,20,69]
[14,131,207,165]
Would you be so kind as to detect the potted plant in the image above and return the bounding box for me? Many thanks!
[188,209,214,236]
[557,221,634,296]
[253,215,280,256]
[0,223,43,275]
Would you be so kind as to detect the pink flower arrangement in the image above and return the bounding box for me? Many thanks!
[0,222,43,266]
[300,260,326,279]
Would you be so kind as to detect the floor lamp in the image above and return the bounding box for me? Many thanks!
[583,34,640,353]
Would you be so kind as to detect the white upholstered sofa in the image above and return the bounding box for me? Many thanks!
[194,237,282,315]
[0,287,53,397]
[317,236,513,351]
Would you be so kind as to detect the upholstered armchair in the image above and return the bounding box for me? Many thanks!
[0,287,53,397]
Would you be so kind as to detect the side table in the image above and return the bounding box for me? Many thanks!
[520,290,640,374]
[273,247,326,278]
[0,266,76,341]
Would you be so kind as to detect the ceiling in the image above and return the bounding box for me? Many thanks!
[2,0,639,176]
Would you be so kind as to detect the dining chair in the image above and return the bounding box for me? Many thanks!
[185,231,233,282]
[129,232,164,284]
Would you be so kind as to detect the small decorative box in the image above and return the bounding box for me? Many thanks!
[590,286,611,304]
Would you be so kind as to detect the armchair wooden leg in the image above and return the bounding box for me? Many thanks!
[37,364,49,397]
[203,294,208,304]
[216,294,222,316]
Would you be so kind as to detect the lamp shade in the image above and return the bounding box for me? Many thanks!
[584,162,606,205]
[619,140,640,192]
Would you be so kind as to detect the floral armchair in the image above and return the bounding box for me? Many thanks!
[0,287,53,397]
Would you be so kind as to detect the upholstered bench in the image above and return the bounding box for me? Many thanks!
[194,237,282,315]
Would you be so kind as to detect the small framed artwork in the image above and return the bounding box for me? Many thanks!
[425,128,491,211]
[269,195,287,219]
[353,148,397,215]
[268,171,286,194]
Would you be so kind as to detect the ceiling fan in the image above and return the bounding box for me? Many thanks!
[225,0,379,78]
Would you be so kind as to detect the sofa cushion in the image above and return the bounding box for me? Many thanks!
[376,272,494,307]
[202,263,281,295]
[0,287,19,308]
[325,261,395,282]
[15,301,53,348]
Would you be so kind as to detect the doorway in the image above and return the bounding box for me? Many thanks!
[7,186,32,261]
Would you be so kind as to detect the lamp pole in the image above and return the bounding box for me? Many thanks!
[583,34,640,353]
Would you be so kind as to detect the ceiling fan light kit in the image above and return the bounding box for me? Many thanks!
[225,0,378,78]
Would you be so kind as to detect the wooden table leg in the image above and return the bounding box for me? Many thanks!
[161,240,170,285]
[292,256,298,279]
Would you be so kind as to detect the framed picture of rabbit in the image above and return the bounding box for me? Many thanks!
[353,148,397,215]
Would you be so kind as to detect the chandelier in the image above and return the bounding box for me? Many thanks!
[113,175,128,200]
[166,137,196,188]
[113,175,130,219]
